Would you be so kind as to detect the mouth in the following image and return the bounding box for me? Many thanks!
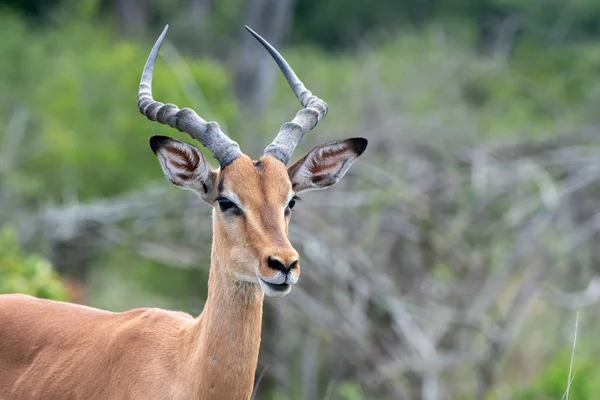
[258,276,292,298]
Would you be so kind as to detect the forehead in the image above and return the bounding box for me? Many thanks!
[218,155,292,202]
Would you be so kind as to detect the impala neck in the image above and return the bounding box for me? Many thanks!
[186,237,264,399]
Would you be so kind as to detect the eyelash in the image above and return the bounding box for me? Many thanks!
[285,196,300,215]
[216,197,241,214]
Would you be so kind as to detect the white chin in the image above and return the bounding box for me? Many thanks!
[258,277,292,298]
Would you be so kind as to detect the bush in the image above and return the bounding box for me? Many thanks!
[0,226,69,300]
[511,351,600,399]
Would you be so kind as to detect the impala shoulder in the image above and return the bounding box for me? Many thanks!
[0,293,37,306]
[114,307,194,340]
[120,307,194,323]
[106,308,193,365]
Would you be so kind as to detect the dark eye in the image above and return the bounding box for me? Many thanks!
[288,198,296,210]
[285,196,299,216]
[217,197,239,213]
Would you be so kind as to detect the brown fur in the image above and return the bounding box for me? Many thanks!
[0,155,296,400]
[0,138,365,399]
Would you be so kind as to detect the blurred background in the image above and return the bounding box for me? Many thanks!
[1,0,600,398]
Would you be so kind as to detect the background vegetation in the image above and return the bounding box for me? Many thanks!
[2,0,600,398]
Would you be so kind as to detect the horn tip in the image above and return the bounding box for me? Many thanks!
[160,24,169,38]
[244,25,261,40]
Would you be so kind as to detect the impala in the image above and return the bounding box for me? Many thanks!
[0,26,367,399]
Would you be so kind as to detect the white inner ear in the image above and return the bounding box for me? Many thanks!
[290,141,358,192]
[157,140,212,194]
[293,156,316,185]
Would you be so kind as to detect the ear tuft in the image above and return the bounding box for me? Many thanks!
[150,135,170,154]
[349,137,368,156]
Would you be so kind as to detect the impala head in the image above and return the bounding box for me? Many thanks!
[139,26,367,298]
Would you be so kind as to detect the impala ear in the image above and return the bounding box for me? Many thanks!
[150,136,217,201]
[288,138,367,193]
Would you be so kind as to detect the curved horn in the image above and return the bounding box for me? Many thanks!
[245,26,328,165]
[138,25,241,167]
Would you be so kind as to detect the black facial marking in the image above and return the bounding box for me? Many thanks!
[253,160,264,170]
[216,196,244,216]
[218,177,224,193]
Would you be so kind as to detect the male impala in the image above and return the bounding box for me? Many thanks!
[0,26,367,399]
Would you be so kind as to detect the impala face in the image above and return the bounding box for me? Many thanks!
[150,136,367,297]
[140,25,367,298]
[214,155,299,298]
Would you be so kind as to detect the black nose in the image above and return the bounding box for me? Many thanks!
[267,257,298,273]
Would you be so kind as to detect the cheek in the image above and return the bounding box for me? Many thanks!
[220,216,262,260]
[217,214,245,239]
[230,246,259,269]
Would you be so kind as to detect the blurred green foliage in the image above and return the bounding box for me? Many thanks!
[0,226,68,300]
[0,10,237,204]
[88,245,210,312]
[10,0,600,53]
[267,30,600,147]
[294,0,600,50]
[334,382,367,400]
[1,1,600,398]
[513,352,600,399]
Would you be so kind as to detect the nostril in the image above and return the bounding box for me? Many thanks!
[267,256,287,272]
[288,260,299,270]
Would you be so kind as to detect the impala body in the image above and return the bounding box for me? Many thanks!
[0,25,366,400]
